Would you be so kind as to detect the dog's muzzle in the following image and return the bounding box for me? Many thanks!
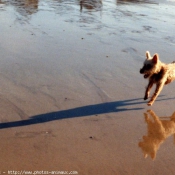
[140,68,144,74]
[140,68,149,78]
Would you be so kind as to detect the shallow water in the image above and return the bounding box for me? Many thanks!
[0,0,175,174]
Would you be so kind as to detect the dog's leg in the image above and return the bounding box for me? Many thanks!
[147,110,161,123]
[144,112,149,122]
[144,81,154,100]
[147,82,164,106]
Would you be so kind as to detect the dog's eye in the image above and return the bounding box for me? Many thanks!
[145,64,152,69]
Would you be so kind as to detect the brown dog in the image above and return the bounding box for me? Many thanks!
[140,51,175,106]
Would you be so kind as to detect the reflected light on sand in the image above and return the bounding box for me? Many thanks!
[139,110,175,160]
[80,0,103,11]
[0,0,39,16]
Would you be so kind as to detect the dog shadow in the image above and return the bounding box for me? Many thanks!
[0,98,144,129]
[1,95,174,130]
[139,110,175,160]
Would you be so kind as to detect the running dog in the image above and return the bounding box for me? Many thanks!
[140,51,175,106]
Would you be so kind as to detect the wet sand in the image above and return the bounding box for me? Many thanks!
[0,0,175,174]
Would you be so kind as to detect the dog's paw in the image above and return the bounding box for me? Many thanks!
[147,101,153,106]
[144,96,148,100]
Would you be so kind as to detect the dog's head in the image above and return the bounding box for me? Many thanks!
[140,51,160,79]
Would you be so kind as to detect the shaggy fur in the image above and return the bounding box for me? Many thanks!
[140,51,175,106]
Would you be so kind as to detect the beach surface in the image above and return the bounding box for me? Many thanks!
[0,0,175,174]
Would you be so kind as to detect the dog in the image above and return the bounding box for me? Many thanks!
[139,110,175,160]
[140,51,175,106]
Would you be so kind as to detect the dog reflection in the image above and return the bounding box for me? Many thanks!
[139,110,175,160]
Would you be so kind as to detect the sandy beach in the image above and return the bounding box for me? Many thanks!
[0,0,175,174]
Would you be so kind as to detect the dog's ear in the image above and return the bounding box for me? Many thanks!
[146,51,151,59]
[152,54,159,64]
